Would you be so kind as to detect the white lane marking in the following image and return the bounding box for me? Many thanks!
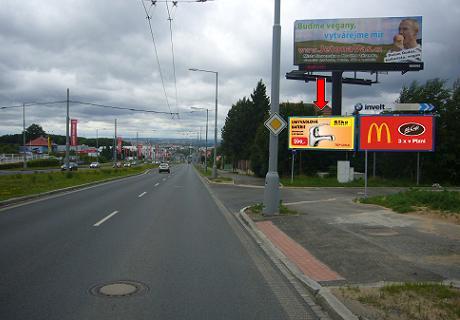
[138,192,147,198]
[154,183,160,187]
[162,178,166,181]
[93,211,119,227]
[283,198,337,206]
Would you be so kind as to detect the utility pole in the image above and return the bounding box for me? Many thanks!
[205,109,208,172]
[263,0,281,215]
[113,119,117,164]
[22,103,27,169]
[65,88,70,169]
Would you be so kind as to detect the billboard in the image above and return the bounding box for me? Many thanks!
[289,116,355,150]
[70,119,78,146]
[117,137,122,154]
[294,16,423,70]
[359,115,434,151]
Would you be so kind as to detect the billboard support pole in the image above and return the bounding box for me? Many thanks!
[291,151,295,184]
[416,152,420,186]
[332,72,343,116]
[373,152,376,178]
[364,150,368,198]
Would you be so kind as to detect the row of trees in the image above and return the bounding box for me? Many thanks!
[221,78,460,185]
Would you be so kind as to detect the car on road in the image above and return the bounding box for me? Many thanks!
[61,162,78,171]
[158,162,170,173]
[113,162,122,168]
[89,162,101,168]
[123,162,131,167]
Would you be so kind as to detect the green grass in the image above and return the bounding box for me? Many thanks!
[194,164,233,182]
[281,175,419,188]
[0,165,153,202]
[248,201,297,216]
[360,189,460,213]
[346,283,460,320]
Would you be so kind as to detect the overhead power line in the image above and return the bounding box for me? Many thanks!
[139,0,173,115]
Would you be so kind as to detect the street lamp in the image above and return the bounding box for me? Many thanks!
[191,107,209,172]
[189,68,218,179]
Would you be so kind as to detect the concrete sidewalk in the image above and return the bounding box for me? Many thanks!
[207,173,460,319]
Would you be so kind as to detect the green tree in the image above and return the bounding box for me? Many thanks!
[26,123,46,140]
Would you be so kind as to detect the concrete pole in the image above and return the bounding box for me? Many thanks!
[205,109,208,173]
[212,72,218,179]
[263,0,281,215]
[332,72,343,116]
[65,89,70,168]
[113,119,117,164]
[22,103,27,169]
[373,152,376,178]
[290,151,295,184]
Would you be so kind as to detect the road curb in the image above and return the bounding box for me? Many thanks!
[0,169,151,209]
[239,207,359,320]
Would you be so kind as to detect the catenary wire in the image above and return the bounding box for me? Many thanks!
[165,0,179,114]
[139,0,173,116]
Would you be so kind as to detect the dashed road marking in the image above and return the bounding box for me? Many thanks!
[93,211,119,227]
[154,183,160,187]
[138,192,147,198]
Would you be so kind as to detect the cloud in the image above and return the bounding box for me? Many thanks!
[1,0,459,139]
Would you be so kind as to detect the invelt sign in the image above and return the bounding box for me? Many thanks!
[354,103,390,114]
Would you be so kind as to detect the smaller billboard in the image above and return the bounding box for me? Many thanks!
[117,137,122,154]
[289,116,355,150]
[359,115,434,151]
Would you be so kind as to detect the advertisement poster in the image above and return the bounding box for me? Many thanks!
[294,16,422,65]
[117,137,122,154]
[70,119,78,146]
[289,116,355,150]
[359,115,434,151]
[137,144,143,158]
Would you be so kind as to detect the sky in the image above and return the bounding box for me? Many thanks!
[1,0,459,140]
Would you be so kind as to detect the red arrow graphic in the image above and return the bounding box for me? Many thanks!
[314,78,329,110]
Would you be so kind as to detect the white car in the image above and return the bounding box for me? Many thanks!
[158,162,170,173]
[89,162,101,168]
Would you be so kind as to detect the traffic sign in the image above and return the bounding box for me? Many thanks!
[393,103,435,112]
[264,112,287,136]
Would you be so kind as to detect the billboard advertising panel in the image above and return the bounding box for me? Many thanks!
[359,115,434,151]
[289,116,355,150]
[294,16,422,68]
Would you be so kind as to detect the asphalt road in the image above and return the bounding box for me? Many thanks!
[0,164,318,319]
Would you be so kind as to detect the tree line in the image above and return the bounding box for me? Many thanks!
[220,78,460,185]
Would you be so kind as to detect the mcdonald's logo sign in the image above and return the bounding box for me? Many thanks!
[359,115,434,152]
[367,123,391,143]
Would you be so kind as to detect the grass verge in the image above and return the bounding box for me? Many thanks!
[360,189,460,215]
[246,201,297,220]
[281,176,424,188]
[194,165,233,183]
[333,282,460,320]
[0,165,154,202]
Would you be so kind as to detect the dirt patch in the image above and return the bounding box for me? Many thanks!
[331,283,460,320]
[408,208,460,225]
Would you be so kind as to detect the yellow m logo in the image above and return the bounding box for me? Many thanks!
[368,123,391,143]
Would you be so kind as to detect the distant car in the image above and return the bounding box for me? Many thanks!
[158,162,170,173]
[61,162,78,171]
[113,162,122,168]
[123,162,131,167]
[89,162,101,168]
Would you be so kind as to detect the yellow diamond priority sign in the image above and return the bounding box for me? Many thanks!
[264,112,287,136]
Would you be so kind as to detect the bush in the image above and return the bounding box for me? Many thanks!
[0,162,22,170]
[28,158,60,168]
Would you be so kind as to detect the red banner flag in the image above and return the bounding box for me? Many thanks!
[137,144,143,158]
[70,119,78,146]
[117,137,122,154]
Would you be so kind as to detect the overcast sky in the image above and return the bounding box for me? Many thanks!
[1,0,459,140]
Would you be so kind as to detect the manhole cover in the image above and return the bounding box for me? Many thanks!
[90,280,148,298]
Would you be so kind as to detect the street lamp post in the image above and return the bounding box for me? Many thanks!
[189,68,218,179]
[263,0,281,215]
[191,107,209,172]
